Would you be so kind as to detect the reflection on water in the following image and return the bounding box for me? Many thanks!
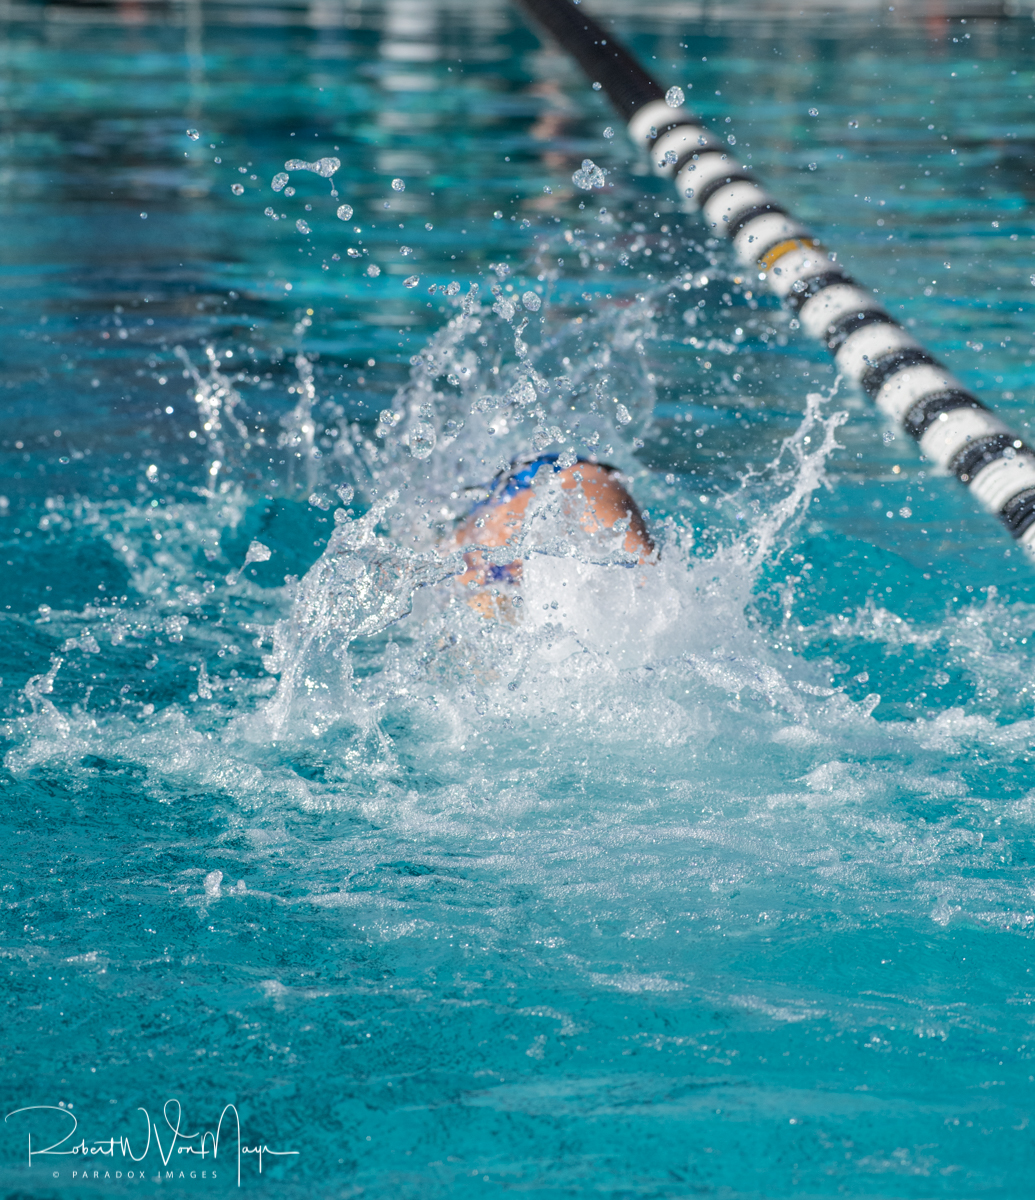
[2,2,1035,1196]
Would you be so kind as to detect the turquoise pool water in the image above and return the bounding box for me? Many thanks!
[2,1,1035,1195]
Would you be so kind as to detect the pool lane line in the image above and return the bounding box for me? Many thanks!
[514,0,1035,557]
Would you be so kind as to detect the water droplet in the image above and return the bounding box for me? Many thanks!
[336,483,355,505]
[603,126,614,139]
[296,219,311,234]
[284,156,340,178]
[727,135,737,146]
[271,173,289,191]
[409,422,436,459]
[808,162,818,171]
[403,275,420,288]
[808,107,819,116]
[186,128,200,140]
[445,281,460,296]
[264,207,276,218]
[521,291,541,312]
[592,81,602,90]
[366,264,381,277]
[308,492,331,510]
[231,183,244,195]
[665,86,685,108]
[492,293,516,320]
[572,159,606,190]
[391,177,406,191]
[493,210,503,219]
[848,119,859,128]
[284,186,295,197]
[507,379,536,406]
[336,203,353,221]
[556,447,578,469]
[615,403,632,426]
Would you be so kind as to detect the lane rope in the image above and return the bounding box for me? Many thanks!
[515,0,1035,555]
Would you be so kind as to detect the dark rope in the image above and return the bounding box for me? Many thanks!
[514,0,663,119]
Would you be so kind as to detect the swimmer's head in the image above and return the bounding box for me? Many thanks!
[453,455,653,596]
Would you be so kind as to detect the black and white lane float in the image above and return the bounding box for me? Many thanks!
[516,0,1035,556]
